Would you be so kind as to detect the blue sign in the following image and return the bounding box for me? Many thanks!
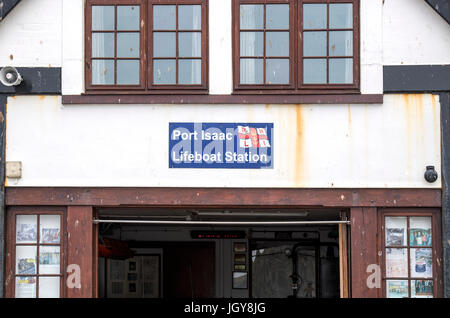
[169,123,273,169]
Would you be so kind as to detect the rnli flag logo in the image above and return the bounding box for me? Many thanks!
[237,126,271,148]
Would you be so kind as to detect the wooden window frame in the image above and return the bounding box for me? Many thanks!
[378,208,443,298]
[5,207,67,298]
[85,0,209,94]
[232,0,360,94]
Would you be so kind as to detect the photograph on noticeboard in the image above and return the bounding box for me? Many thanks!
[410,248,433,278]
[409,217,432,247]
[16,224,37,243]
[385,217,407,246]
[411,280,433,298]
[15,276,36,298]
[386,280,408,298]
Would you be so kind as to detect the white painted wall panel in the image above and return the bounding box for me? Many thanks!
[0,0,62,67]
[383,0,450,65]
[6,94,441,188]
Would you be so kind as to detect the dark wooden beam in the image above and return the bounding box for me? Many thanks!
[0,67,61,94]
[62,94,383,105]
[425,0,450,24]
[4,187,442,208]
[384,65,450,93]
[0,95,5,297]
[0,0,21,22]
[440,91,450,297]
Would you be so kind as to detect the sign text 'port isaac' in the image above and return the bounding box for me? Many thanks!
[169,123,273,169]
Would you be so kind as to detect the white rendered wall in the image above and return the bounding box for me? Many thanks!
[0,0,62,67]
[6,94,441,188]
[383,0,450,65]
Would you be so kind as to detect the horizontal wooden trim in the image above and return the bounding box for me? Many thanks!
[62,94,383,104]
[5,187,441,208]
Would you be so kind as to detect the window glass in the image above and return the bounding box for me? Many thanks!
[329,58,353,84]
[117,60,140,85]
[329,3,352,29]
[179,33,202,57]
[117,33,140,58]
[39,215,60,244]
[117,6,140,30]
[266,32,289,57]
[303,4,326,29]
[178,60,202,84]
[92,33,115,58]
[92,60,115,85]
[154,5,176,30]
[266,4,289,29]
[240,32,264,57]
[153,33,176,57]
[92,6,115,31]
[179,5,201,30]
[329,31,353,56]
[240,59,263,84]
[266,59,289,84]
[303,59,326,84]
[39,277,60,298]
[410,217,432,247]
[154,60,176,84]
[16,215,37,244]
[240,5,264,29]
[303,31,326,57]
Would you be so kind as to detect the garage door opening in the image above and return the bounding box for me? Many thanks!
[95,208,349,298]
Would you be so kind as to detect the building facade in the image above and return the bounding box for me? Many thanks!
[0,0,449,298]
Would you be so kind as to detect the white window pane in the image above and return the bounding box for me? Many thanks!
[92,60,114,85]
[266,4,289,29]
[179,32,202,58]
[240,58,263,84]
[16,246,37,275]
[240,5,264,29]
[266,32,289,57]
[16,277,36,298]
[179,5,201,30]
[39,246,60,275]
[329,4,353,29]
[386,280,408,298]
[329,31,353,56]
[92,33,114,58]
[240,32,264,57]
[117,60,140,85]
[154,60,176,84]
[16,215,37,243]
[410,248,433,278]
[329,58,353,84]
[266,59,289,84]
[303,31,326,57]
[303,58,326,84]
[153,5,176,30]
[40,215,60,244]
[178,60,201,84]
[92,6,114,31]
[303,4,327,30]
[153,32,176,57]
[385,216,407,246]
[117,6,140,31]
[411,280,433,298]
[410,217,432,247]
[39,277,60,298]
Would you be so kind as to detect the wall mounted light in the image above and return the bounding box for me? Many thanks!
[424,166,438,183]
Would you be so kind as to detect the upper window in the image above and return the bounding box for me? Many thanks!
[85,0,208,92]
[233,0,359,93]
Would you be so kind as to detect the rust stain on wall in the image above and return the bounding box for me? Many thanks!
[347,104,352,136]
[294,104,305,186]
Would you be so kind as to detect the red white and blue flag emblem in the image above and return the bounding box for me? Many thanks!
[238,126,271,148]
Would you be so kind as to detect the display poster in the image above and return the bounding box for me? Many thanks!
[110,259,125,281]
[409,217,432,247]
[16,215,37,243]
[385,217,407,246]
[39,246,60,274]
[386,280,408,298]
[15,277,36,298]
[16,246,36,275]
[385,248,408,277]
[410,248,433,278]
[40,215,61,244]
[411,280,433,298]
[142,256,159,298]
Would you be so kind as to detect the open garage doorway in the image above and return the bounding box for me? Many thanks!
[95,208,349,298]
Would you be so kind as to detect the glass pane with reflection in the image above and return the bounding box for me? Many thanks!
[154,59,176,84]
[266,32,289,57]
[117,33,140,58]
[117,6,140,30]
[303,31,326,57]
[178,59,201,84]
[266,59,289,84]
[303,4,327,30]
[179,32,202,58]
[329,58,353,84]
[179,5,201,30]
[240,58,263,84]
[117,60,140,85]
[92,60,114,85]
[240,5,264,30]
[153,5,176,30]
[240,32,264,57]
[329,3,353,29]
[329,31,353,56]
[303,58,326,84]
[266,4,289,29]
[153,32,176,57]
[92,6,115,31]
